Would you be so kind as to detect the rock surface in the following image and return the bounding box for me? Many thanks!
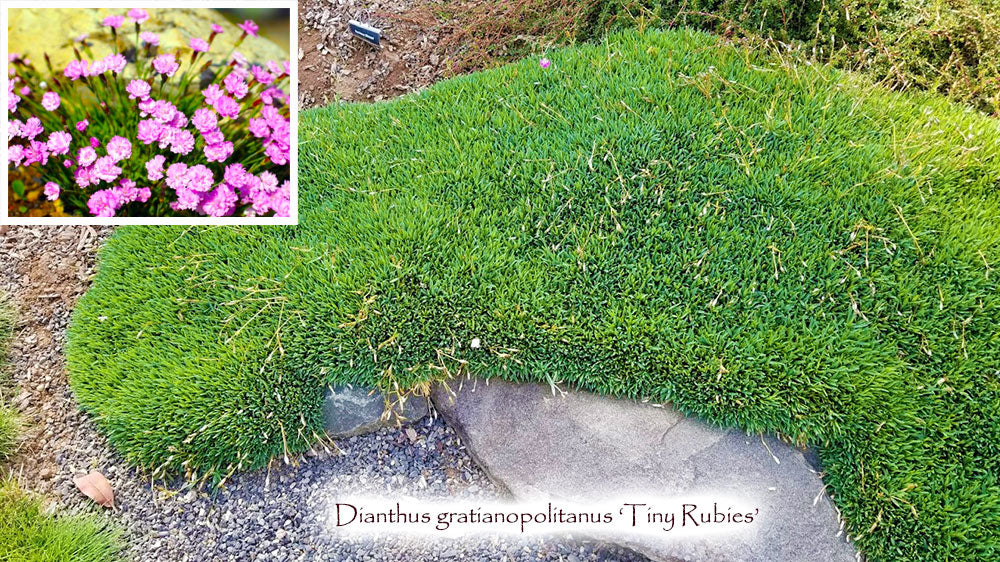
[431,377,857,562]
[8,8,287,70]
[322,383,429,438]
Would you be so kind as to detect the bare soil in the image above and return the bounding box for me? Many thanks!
[298,0,456,107]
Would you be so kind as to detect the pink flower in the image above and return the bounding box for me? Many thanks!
[44,182,60,201]
[169,129,195,155]
[90,137,101,148]
[63,159,73,168]
[19,86,30,96]
[103,15,125,29]
[76,119,89,132]
[137,119,163,144]
[21,117,44,139]
[201,84,224,105]
[145,154,166,181]
[104,54,127,74]
[74,166,93,188]
[138,98,157,117]
[171,187,202,211]
[46,131,72,155]
[152,100,178,124]
[257,171,279,193]
[156,126,177,150]
[128,9,149,23]
[223,72,248,99]
[250,65,274,85]
[248,118,270,138]
[8,119,22,140]
[152,53,179,76]
[211,24,224,34]
[265,141,288,166]
[78,146,97,167]
[238,20,258,37]
[191,108,218,132]
[140,32,159,46]
[260,87,287,106]
[173,114,190,131]
[204,141,233,163]
[85,59,107,77]
[189,37,209,53]
[92,155,123,183]
[267,60,284,76]
[107,136,132,161]
[126,79,151,100]
[213,96,240,119]
[224,163,248,188]
[185,164,215,192]
[202,129,225,145]
[200,184,238,217]
[87,189,121,217]
[41,91,60,111]
[540,57,551,69]
[63,60,86,80]
[165,163,189,190]
[230,51,247,68]
[22,140,49,166]
[8,145,24,167]
[112,179,151,205]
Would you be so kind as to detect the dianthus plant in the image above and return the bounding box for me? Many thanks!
[7,10,291,217]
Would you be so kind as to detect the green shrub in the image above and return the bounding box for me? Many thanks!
[68,29,999,560]
[593,0,1000,114]
[0,477,121,562]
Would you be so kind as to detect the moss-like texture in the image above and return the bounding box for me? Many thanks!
[68,30,999,560]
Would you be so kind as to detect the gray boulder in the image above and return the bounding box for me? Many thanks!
[431,377,856,562]
[322,384,428,438]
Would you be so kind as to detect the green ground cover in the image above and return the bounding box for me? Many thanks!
[0,295,17,462]
[0,478,121,562]
[67,29,999,560]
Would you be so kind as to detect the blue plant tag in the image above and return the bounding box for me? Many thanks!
[348,20,381,46]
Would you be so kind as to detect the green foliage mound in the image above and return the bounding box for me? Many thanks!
[67,29,999,560]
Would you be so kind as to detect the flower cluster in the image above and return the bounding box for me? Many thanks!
[7,9,291,218]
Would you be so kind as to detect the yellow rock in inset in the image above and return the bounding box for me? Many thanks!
[7,8,287,72]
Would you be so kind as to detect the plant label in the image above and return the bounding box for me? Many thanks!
[348,20,381,47]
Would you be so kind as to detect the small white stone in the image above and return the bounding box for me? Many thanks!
[470,338,481,349]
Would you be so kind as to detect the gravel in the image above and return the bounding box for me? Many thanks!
[0,225,649,561]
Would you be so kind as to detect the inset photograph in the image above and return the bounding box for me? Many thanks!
[3,6,294,223]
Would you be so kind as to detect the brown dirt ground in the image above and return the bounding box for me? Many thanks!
[0,226,110,495]
[298,0,456,107]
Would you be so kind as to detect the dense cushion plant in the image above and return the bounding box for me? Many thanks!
[67,29,998,560]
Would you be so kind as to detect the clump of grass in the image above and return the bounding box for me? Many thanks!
[0,476,121,561]
[0,293,19,461]
[68,29,999,560]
